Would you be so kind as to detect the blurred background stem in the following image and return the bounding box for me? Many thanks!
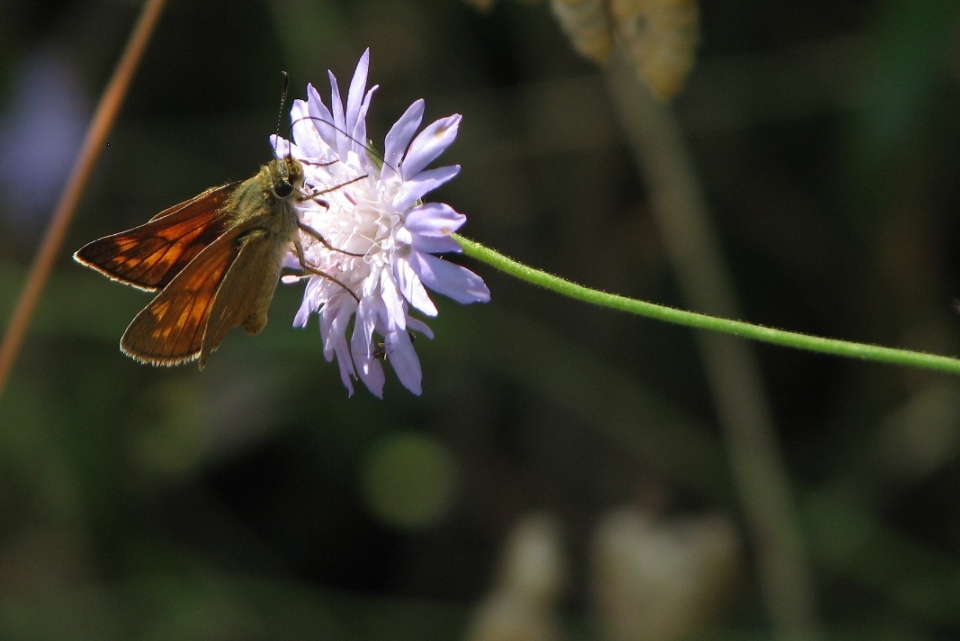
[0,0,167,403]
[605,51,824,641]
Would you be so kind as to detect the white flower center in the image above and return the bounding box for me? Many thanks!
[297,160,404,291]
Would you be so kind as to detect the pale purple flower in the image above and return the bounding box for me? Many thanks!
[273,50,490,397]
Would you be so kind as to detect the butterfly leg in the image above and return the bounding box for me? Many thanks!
[298,173,368,207]
[293,239,361,303]
[295,173,371,257]
[296,221,366,258]
[300,158,338,168]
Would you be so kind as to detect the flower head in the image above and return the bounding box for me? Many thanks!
[273,50,490,397]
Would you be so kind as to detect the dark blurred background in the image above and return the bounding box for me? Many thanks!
[2,0,960,639]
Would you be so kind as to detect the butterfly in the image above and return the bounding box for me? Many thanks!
[74,156,357,368]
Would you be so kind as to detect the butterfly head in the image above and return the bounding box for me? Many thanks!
[269,156,304,200]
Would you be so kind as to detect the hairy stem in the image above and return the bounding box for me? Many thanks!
[455,234,960,376]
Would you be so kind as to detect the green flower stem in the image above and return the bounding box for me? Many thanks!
[454,235,960,376]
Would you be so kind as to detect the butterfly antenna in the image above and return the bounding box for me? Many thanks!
[274,71,292,157]
[293,114,401,176]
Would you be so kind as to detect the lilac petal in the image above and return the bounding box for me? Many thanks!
[290,97,307,119]
[292,277,321,327]
[327,70,345,131]
[352,86,377,153]
[383,99,424,182]
[293,299,311,328]
[394,225,413,246]
[352,298,384,397]
[406,202,466,236]
[345,49,370,138]
[379,269,407,330]
[356,360,385,397]
[394,256,438,316]
[335,354,356,396]
[410,234,461,254]
[326,70,352,158]
[281,252,300,271]
[406,317,435,340]
[401,114,462,181]
[322,305,350,359]
[289,100,324,158]
[359,356,386,397]
[353,332,385,398]
[328,288,361,319]
[320,314,334,360]
[276,139,315,165]
[394,165,460,211]
[323,307,357,396]
[408,253,491,304]
[386,329,422,395]
[270,134,291,158]
[355,296,379,349]
[307,84,338,150]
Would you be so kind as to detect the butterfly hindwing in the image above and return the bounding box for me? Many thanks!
[119,224,246,365]
[198,227,292,367]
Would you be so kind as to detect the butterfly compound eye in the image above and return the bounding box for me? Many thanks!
[274,179,294,198]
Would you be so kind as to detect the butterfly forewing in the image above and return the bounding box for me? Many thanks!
[120,225,245,365]
[74,182,239,291]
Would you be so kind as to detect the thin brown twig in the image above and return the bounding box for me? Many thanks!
[0,0,168,402]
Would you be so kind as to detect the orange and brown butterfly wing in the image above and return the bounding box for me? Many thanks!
[73,182,240,291]
[119,224,247,366]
